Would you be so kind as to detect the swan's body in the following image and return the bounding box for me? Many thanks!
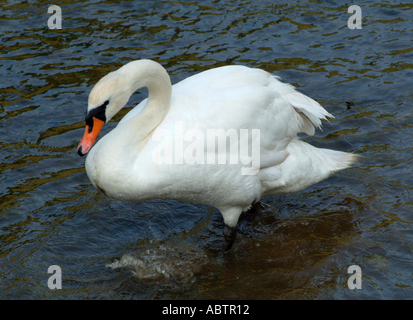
[78,59,357,249]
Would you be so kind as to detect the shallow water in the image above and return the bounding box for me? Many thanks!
[1,0,413,299]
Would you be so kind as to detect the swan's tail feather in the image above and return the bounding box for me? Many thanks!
[288,139,359,174]
[317,148,360,174]
[280,139,359,192]
[262,140,359,195]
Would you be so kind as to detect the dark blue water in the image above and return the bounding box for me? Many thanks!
[1,0,412,299]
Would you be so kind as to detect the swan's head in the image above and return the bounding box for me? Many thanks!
[77,70,131,156]
[77,59,171,156]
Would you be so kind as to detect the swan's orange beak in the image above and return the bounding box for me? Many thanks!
[77,117,105,156]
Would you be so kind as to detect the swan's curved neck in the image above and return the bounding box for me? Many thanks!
[118,60,172,150]
[126,60,172,115]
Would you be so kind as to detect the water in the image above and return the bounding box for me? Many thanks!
[1,0,412,299]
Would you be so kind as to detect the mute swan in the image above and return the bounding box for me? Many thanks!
[77,59,357,251]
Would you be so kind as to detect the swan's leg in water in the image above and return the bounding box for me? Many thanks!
[223,225,237,252]
[221,201,265,252]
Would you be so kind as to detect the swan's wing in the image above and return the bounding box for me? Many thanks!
[161,83,306,172]
[173,65,332,135]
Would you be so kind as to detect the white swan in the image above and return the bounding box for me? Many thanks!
[77,59,357,251]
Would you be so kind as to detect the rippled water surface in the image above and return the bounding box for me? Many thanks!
[1,0,412,299]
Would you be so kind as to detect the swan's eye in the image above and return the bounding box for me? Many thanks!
[86,100,109,133]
